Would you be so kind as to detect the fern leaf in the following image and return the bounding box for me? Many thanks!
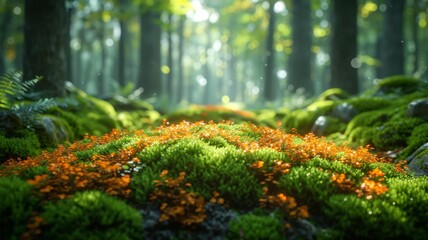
[0,72,40,110]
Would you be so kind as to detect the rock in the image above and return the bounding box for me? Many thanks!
[331,102,358,122]
[311,116,344,136]
[406,99,428,121]
[406,142,428,176]
[35,115,72,147]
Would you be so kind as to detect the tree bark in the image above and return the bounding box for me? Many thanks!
[0,2,13,75]
[330,0,358,94]
[167,13,174,101]
[289,0,313,96]
[118,0,129,88]
[379,0,405,77]
[177,16,185,102]
[138,11,162,99]
[24,0,66,98]
[263,1,276,101]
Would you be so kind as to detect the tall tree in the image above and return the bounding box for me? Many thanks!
[166,13,174,101]
[288,0,313,96]
[379,0,405,77]
[118,0,129,88]
[23,0,66,97]
[138,10,162,99]
[330,0,358,94]
[263,0,276,101]
[0,1,13,75]
[176,16,185,103]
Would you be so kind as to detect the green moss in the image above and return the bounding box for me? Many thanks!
[0,130,41,162]
[372,117,425,150]
[345,97,392,113]
[283,100,337,134]
[227,213,283,240]
[364,75,427,96]
[0,176,37,240]
[400,123,428,158]
[383,177,428,233]
[317,88,350,101]
[35,115,74,148]
[135,138,261,208]
[346,126,376,147]
[74,136,138,161]
[345,108,397,135]
[278,166,337,208]
[41,191,143,240]
[48,107,86,139]
[158,105,261,127]
[325,194,412,239]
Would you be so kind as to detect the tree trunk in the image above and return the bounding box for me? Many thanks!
[379,0,405,77]
[167,13,174,102]
[24,0,66,97]
[410,1,419,75]
[177,16,185,102]
[0,2,13,75]
[138,11,162,99]
[289,0,313,96]
[263,1,276,101]
[330,0,358,94]
[118,0,129,88]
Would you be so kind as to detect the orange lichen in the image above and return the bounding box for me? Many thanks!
[149,171,212,226]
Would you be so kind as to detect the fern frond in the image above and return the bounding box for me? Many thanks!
[12,99,57,125]
[0,72,40,110]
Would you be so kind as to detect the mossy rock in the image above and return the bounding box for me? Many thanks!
[283,101,335,134]
[364,75,428,97]
[372,117,425,150]
[35,115,74,148]
[344,97,392,113]
[400,123,428,158]
[0,130,41,162]
[317,88,350,101]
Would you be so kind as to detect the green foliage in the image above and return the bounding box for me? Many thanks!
[307,157,365,180]
[0,130,41,162]
[226,213,283,240]
[283,100,335,134]
[383,177,428,233]
[372,117,425,150]
[0,176,37,240]
[136,137,261,208]
[74,136,137,161]
[345,97,392,112]
[41,191,143,240]
[325,194,414,239]
[400,123,428,158]
[345,108,396,135]
[0,72,56,134]
[0,72,39,110]
[278,166,336,208]
[317,88,350,101]
[130,168,158,204]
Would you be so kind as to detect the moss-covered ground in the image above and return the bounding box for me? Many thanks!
[1,121,427,239]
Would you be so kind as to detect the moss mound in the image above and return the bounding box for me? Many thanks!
[0,121,426,239]
[283,76,428,157]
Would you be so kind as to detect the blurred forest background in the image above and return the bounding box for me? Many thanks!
[1,0,427,111]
